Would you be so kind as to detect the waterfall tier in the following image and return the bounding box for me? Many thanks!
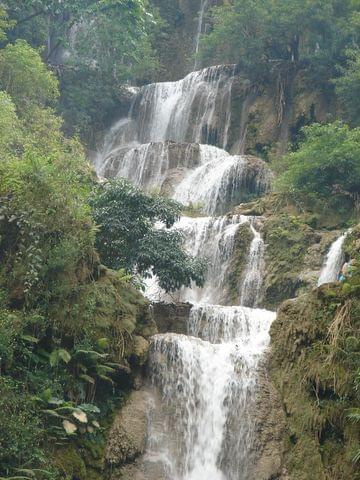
[145,215,265,307]
[97,64,236,166]
[239,225,265,308]
[147,305,276,480]
[99,141,272,215]
[318,233,347,286]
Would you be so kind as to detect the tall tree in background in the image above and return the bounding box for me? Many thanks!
[2,0,160,138]
[200,0,359,86]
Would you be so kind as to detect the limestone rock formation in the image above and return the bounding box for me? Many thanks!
[106,391,150,471]
[249,360,286,480]
[152,302,192,334]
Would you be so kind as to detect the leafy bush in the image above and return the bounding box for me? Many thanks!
[0,377,45,475]
[335,48,360,126]
[90,179,206,292]
[199,0,358,86]
[0,91,21,157]
[0,40,59,110]
[276,122,360,208]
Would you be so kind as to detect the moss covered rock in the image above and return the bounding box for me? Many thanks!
[270,285,360,480]
[105,390,149,468]
[227,222,253,304]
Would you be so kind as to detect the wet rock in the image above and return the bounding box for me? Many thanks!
[132,336,150,366]
[248,361,286,480]
[106,391,149,469]
[152,301,192,335]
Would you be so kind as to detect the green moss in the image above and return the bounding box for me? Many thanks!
[270,285,360,480]
[54,447,87,480]
[52,421,111,480]
[52,266,156,362]
[263,214,316,309]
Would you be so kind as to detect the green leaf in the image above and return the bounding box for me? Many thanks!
[79,374,95,384]
[49,348,71,367]
[42,409,65,419]
[98,374,114,384]
[78,403,101,414]
[20,335,39,344]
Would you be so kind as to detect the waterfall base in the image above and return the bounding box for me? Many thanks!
[106,305,281,480]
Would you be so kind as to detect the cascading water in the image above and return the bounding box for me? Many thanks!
[318,233,347,286]
[193,0,209,70]
[96,65,236,168]
[98,140,272,215]
[97,61,275,479]
[145,215,249,305]
[147,306,276,480]
[173,150,263,215]
[239,224,265,307]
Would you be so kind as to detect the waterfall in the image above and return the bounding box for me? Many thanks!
[97,61,275,479]
[318,233,347,286]
[194,0,209,70]
[173,147,272,215]
[98,140,272,215]
[147,306,276,480]
[146,215,249,305]
[96,65,236,169]
[239,224,265,307]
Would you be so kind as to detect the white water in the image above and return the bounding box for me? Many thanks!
[97,62,275,479]
[98,140,272,215]
[99,142,197,191]
[145,215,249,305]
[318,233,347,286]
[96,65,236,169]
[174,148,272,215]
[148,306,276,480]
[174,152,246,215]
[194,0,209,70]
[239,225,265,307]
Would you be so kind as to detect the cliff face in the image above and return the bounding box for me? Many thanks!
[270,289,360,480]
[151,0,221,81]
[227,73,337,158]
[231,195,344,311]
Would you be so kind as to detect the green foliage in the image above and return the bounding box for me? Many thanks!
[270,282,360,479]
[0,91,21,158]
[90,179,206,292]
[0,7,14,42]
[200,0,359,86]
[0,40,59,110]
[335,48,360,126]
[3,0,160,138]
[0,30,154,476]
[276,122,360,209]
[59,0,159,136]
[263,213,315,308]
[0,378,45,475]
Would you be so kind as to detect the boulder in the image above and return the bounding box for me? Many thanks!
[105,390,149,468]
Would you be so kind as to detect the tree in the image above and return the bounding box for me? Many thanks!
[4,0,147,58]
[59,1,159,136]
[90,179,206,292]
[335,49,360,126]
[199,0,359,86]
[0,40,59,110]
[3,1,160,136]
[276,122,360,208]
[0,6,14,41]
[0,91,21,158]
